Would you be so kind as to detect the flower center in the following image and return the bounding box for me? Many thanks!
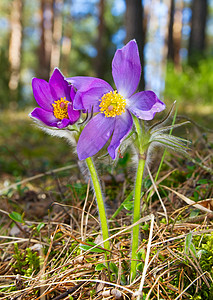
[52,97,69,119]
[99,90,126,117]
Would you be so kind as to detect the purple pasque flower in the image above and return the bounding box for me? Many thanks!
[67,40,166,160]
[30,68,80,129]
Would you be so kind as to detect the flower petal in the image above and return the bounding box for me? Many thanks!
[49,68,71,101]
[67,103,81,124]
[70,85,76,101]
[67,76,113,112]
[32,78,53,111]
[68,86,81,124]
[30,107,58,127]
[77,113,115,160]
[112,40,141,99]
[30,107,73,129]
[108,110,133,159]
[127,91,166,120]
[67,76,112,91]
[56,118,71,128]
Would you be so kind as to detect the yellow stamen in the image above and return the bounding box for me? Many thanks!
[99,90,126,117]
[52,97,69,119]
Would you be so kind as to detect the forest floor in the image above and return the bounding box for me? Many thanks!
[0,108,213,299]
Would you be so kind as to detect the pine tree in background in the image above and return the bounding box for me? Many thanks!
[95,0,106,79]
[50,0,64,74]
[38,0,53,80]
[8,0,23,92]
[168,0,183,71]
[189,0,208,64]
[125,0,145,90]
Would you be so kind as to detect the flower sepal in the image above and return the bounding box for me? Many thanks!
[132,103,191,160]
[29,115,80,147]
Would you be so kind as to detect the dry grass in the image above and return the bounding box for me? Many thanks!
[0,119,212,299]
[0,208,212,299]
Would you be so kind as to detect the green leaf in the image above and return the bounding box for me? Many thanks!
[193,191,199,201]
[79,242,106,253]
[189,242,197,257]
[197,249,206,259]
[9,211,24,224]
[189,209,200,218]
[95,263,106,271]
[144,178,152,190]
[138,248,146,261]
[185,232,193,254]
[36,222,45,232]
[187,165,196,171]
[142,223,149,231]
[197,179,209,185]
[137,262,143,272]
[109,262,118,275]
[123,202,133,211]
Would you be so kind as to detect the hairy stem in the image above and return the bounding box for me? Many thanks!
[85,157,110,251]
[130,156,146,282]
[130,117,146,282]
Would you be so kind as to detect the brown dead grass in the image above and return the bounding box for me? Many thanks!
[0,127,212,299]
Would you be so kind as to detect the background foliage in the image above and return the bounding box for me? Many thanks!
[0,0,212,118]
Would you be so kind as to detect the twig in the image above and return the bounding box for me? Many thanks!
[174,272,208,300]
[0,164,78,195]
[177,115,213,133]
[81,180,90,241]
[51,282,85,300]
[147,166,168,223]
[135,214,155,300]
[179,212,213,223]
[145,268,172,300]
[162,185,212,213]
[184,153,213,175]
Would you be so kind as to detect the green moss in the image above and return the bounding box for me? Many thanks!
[11,243,42,276]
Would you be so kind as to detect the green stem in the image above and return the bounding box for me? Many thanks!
[130,156,146,282]
[133,116,144,154]
[85,157,110,251]
[130,117,146,282]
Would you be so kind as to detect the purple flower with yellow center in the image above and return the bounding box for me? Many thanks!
[30,68,80,129]
[67,40,166,160]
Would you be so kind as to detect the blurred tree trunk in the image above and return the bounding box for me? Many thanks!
[188,0,208,62]
[168,0,175,61]
[95,0,107,79]
[168,0,183,70]
[61,36,72,75]
[50,0,64,74]
[61,22,72,76]
[8,0,23,92]
[38,0,54,80]
[60,0,72,75]
[125,0,145,90]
